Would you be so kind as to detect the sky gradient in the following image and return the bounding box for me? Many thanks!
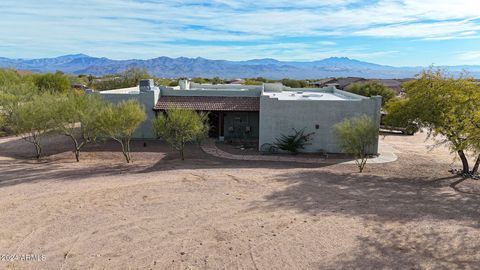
[1,0,480,66]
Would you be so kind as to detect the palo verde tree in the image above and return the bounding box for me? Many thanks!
[152,107,208,160]
[334,115,379,173]
[10,93,57,159]
[53,93,106,162]
[0,82,38,131]
[97,100,145,163]
[0,70,38,131]
[385,69,480,176]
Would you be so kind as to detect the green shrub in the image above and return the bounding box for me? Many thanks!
[153,107,209,160]
[334,115,378,172]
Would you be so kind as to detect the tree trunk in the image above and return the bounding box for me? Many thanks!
[180,140,185,161]
[457,150,469,175]
[34,142,42,159]
[358,157,367,173]
[75,150,80,162]
[32,134,42,159]
[126,139,132,163]
[472,154,480,175]
[120,139,131,163]
[67,134,84,162]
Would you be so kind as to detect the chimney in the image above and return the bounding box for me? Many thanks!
[139,79,154,92]
[179,79,191,90]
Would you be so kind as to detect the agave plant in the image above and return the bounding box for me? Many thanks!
[274,128,314,154]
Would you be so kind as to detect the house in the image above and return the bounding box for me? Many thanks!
[226,78,246,85]
[335,77,367,89]
[309,78,337,88]
[309,77,367,90]
[370,79,407,95]
[96,79,382,154]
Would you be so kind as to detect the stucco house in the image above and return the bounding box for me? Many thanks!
[96,79,382,154]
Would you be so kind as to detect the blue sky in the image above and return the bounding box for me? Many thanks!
[1,0,480,66]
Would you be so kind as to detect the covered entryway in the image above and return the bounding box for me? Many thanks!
[154,96,259,140]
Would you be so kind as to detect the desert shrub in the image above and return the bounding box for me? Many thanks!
[334,115,378,172]
[31,72,71,93]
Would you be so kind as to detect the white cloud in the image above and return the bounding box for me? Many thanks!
[457,51,480,64]
[0,0,480,62]
[354,20,480,38]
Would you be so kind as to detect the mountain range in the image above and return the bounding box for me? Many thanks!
[1,54,479,79]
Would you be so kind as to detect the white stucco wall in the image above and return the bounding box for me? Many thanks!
[259,92,382,154]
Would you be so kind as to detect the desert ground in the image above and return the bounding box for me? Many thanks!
[0,132,479,269]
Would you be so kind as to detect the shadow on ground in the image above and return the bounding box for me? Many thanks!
[250,170,480,268]
[253,170,480,224]
[325,221,480,269]
[0,135,331,188]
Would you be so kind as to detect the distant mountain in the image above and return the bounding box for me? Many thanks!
[1,54,479,79]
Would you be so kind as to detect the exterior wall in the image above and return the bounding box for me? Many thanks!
[259,93,382,154]
[95,89,159,139]
[223,112,259,140]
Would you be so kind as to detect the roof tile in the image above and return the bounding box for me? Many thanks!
[154,96,260,111]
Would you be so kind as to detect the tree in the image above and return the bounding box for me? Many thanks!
[274,128,314,154]
[383,97,419,135]
[91,68,150,91]
[346,81,395,105]
[97,100,145,163]
[0,69,39,135]
[334,115,379,173]
[152,107,208,160]
[386,69,480,176]
[0,69,24,85]
[211,77,224,85]
[10,93,57,159]
[466,94,480,175]
[0,82,38,130]
[52,93,105,162]
[31,73,71,93]
[281,79,308,88]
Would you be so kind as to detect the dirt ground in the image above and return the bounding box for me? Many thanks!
[0,132,479,269]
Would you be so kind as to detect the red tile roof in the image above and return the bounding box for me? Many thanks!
[154,96,260,111]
